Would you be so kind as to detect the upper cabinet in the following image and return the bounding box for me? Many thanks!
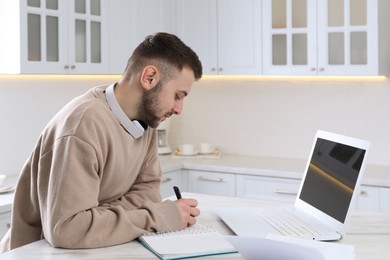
[262,0,389,76]
[0,0,108,74]
[174,0,262,75]
[108,0,175,74]
[2,0,388,76]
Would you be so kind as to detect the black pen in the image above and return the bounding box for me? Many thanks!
[173,186,182,200]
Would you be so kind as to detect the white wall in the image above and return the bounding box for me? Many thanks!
[0,75,120,176]
[168,77,390,166]
[0,75,389,177]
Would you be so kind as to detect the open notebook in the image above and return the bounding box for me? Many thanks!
[138,224,238,260]
[217,130,370,241]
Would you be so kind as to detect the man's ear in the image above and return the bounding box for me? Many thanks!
[140,65,160,90]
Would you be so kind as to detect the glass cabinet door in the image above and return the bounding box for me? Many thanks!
[317,0,377,75]
[263,0,377,76]
[68,0,108,73]
[262,0,317,75]
[24,0,66,73]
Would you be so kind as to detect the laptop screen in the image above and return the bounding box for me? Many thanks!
[299,137,366,223]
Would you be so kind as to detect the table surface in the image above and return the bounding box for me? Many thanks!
[1,192,390,259]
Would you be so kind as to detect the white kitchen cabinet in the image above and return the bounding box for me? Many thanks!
[356,185,390,213]
[236,174,301,202]
[0,0,109,74]
[187,170,236,197]
[174,0,262,75]
[108,0,175,74]
[262,0,390,76]
[0,211,11,239]
[160,170,187,199]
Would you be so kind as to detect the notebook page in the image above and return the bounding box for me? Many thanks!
[139,224,236,256]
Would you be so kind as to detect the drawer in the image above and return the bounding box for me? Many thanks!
[187,170,236,197]
[161,170,187,199]
[236,175,301,202]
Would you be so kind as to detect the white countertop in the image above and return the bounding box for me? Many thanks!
[1,192,389,259]
[159,154,390,187]
[1,154,389,214]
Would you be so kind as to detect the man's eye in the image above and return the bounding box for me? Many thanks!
[175,93,185,101]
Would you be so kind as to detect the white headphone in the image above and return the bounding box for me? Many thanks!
[105,84,146,139]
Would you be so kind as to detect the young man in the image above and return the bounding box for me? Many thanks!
[0,32,203,252]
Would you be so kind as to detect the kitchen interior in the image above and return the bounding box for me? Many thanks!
[0,0,390,258]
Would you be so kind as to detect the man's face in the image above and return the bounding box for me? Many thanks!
[139,67,195,128]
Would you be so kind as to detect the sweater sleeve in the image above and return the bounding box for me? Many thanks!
[39,135,182,249]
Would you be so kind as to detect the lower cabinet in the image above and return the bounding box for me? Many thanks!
[236,175,301,202]
[187,170,236,197]
[356,185,390,213]
[160,170,187,199]
[160,168,390,213]
[0,211,11,238]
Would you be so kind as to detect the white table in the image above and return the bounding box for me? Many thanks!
[1,193,390,259]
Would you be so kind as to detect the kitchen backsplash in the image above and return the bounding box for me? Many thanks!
[168,77,390,166]
[0,75,389,176]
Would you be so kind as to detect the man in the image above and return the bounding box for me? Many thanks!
[0,32,203,252]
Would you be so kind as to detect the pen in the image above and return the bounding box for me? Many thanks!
[173,186,182,200]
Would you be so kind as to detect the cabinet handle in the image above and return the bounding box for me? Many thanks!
[218,68,223,72]
[310,67,316,71]
[360,190,368,196]
[70,65,76,69]
[161,177,172,183]
[211,68,216,72]
[64,65,69,69]
[198,176,223,182]
[274,190,297,196]
[319,67,325,71]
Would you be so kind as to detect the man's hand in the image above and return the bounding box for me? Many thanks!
[175,198,200,228]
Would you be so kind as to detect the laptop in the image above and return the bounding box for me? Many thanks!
[217,130,371,241]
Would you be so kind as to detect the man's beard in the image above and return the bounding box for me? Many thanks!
[138,80,165,128]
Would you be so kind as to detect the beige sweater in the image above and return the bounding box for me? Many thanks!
[0,86,182,252]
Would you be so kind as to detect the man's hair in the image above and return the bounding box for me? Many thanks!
[124,32,203,82]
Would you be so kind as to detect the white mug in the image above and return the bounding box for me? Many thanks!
[200,142,214,154]
[179,144,194,155]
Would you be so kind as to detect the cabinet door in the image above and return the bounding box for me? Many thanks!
[380,187,390,212]
[109,0,174,74]
[356,185,381,212]
[0,211,11,239]
[187,170,235,197]
[21,0,68,73]
[19,0,109,74]
[175,0,262,75]
[160,170,187,199]
[263,0,378,76]
[317,0,378,75]
[262,0,317,75]
[236,175,300,202]
[217,0,262,75]
[357,185,390,213]
[67,0,109,74]
[175,0,218,75]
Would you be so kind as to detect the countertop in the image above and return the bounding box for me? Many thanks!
[1,192,389,259]
[159,154,390,187]
[1,154,389,214]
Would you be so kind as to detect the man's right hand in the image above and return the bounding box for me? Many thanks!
[175,198,201,228]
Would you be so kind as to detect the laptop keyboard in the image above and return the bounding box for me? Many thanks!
[252,207,334,238]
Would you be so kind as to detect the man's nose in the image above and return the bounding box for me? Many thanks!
[172,99,184,115]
